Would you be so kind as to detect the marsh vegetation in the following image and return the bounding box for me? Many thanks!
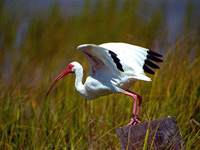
[0,1,199,149]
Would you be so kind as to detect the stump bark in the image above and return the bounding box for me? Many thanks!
[117,116,184,150]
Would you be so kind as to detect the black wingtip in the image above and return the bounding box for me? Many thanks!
[145,59,160,69]
[148,50,162,57]
[143,50,163,74]
[147,55,163,62]
[143,64,155,74]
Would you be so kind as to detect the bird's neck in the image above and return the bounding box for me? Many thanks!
[74,66,87,97]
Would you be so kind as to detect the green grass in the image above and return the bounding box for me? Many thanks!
[0,1,200,149]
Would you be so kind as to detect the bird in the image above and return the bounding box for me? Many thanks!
[46,42,163,126]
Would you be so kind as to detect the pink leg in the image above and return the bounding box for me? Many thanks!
[122,90,142,126]
[136,94,142,117]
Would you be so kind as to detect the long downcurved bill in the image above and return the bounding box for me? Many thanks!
[46,69,69,96]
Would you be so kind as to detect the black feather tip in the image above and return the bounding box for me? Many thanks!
[145,59,159,69]
[109,50,124,72]
[148,50,162,57]
[143,64,155,74]
[143,50,163,74]
[147,55,163,62]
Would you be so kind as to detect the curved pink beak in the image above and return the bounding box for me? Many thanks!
[46,69,70,96]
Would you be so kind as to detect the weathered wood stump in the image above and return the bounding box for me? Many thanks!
[117,116,184,150]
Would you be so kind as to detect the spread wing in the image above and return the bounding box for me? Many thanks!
[77,44,122,77]
[77,42,162,81]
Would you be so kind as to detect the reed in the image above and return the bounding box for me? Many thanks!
[0,1,199,149]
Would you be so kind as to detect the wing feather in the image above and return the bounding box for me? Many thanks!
[77,44,122,76]
[77,42,162,82]
[99,42,162,81]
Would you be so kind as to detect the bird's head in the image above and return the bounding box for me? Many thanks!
[46,61,81,96]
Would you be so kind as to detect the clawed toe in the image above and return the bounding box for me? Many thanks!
[127,117,141,126]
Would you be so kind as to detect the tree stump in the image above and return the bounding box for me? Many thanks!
[117,116,184,150]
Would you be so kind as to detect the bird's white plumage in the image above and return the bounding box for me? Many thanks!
[77,42,151,79]
[76,42,152,99]
[99,43,151,81]
[77,44,121,76]
[47,42,162,125]
[47,42,162,101]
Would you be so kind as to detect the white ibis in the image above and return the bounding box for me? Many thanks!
[46,42,163,125]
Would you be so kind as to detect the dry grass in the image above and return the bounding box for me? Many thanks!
[0,1,199,149]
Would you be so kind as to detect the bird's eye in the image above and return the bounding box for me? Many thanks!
[69,66,71,69]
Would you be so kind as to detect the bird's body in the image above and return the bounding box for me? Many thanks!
[46,42,163,125]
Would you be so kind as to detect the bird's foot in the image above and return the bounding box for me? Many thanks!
[127,117,141,126]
